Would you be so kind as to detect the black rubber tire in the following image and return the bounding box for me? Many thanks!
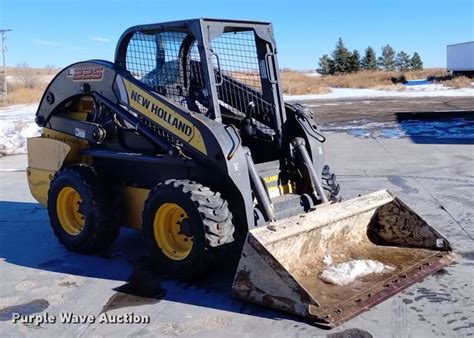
[48,164,119,253]
[322,164,341,202]
[142,179,234,279]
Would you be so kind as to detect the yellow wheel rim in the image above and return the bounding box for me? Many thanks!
[56,187,85,236]
[153,203,193,260]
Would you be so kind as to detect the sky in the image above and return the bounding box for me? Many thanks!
[0,0,473,70]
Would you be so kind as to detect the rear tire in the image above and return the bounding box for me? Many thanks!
[322,165,341,202]
[48,165,119,253]
[142,179,234,279]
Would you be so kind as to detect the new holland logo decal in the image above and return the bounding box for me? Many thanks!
[129,91,193,137]
[120,78,207,155]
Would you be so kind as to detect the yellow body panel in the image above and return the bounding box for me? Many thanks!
[26,167,54,206]
[27,136,71,172]
[119,186,151,229]
[263,174,294,198]
[62,112,89,121]
[27,133,87,206]
[41,128,88,163]
[263,175,278,184]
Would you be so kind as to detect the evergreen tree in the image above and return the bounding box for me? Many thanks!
[377,56,384,70]
[318,54,334,75]
[361,46,377,70]
[395,51,411,71]
[380,44,396,71]
[348,49,361,72]
[410,52,423,70]
[331,38,351,74]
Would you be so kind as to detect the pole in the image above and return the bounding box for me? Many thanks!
[1,29,12,104]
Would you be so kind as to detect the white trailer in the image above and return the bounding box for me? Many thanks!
[447,41,474,75]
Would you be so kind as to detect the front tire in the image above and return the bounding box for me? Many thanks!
[48,165,119,253]
[142,179,234,279]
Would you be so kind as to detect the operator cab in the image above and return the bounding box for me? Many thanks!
[115,18,286,163]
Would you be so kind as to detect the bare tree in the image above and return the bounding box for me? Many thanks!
[45,64,56,74]
[17,62,38,89]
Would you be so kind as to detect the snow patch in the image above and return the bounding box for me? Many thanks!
[0,104,39,155]
[320,259,395,286]
[322,255,333,266]
[304,72,322,77]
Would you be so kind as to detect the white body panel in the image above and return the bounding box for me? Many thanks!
[447,42,474,72]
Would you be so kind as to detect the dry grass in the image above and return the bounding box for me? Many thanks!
[402,68,447,80]
[1,65,57,106]
[314,71,399,89]
[280,68,460,95]
[1,81,48,106]
[280,72,330,95]
[229,70,331,95]
[305,69,449,89]
[434,75,474,89]
[230,71,261,87]
[5,86,46,105]
[6,66,58,76]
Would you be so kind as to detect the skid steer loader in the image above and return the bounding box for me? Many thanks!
[27,18,454,327]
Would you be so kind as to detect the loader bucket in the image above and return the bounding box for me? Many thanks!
[232,189,455,328]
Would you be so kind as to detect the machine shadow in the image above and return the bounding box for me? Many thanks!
[0,200,304,324]
[394,111,474,144]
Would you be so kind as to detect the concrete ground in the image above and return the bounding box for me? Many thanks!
[0,132,473,337]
